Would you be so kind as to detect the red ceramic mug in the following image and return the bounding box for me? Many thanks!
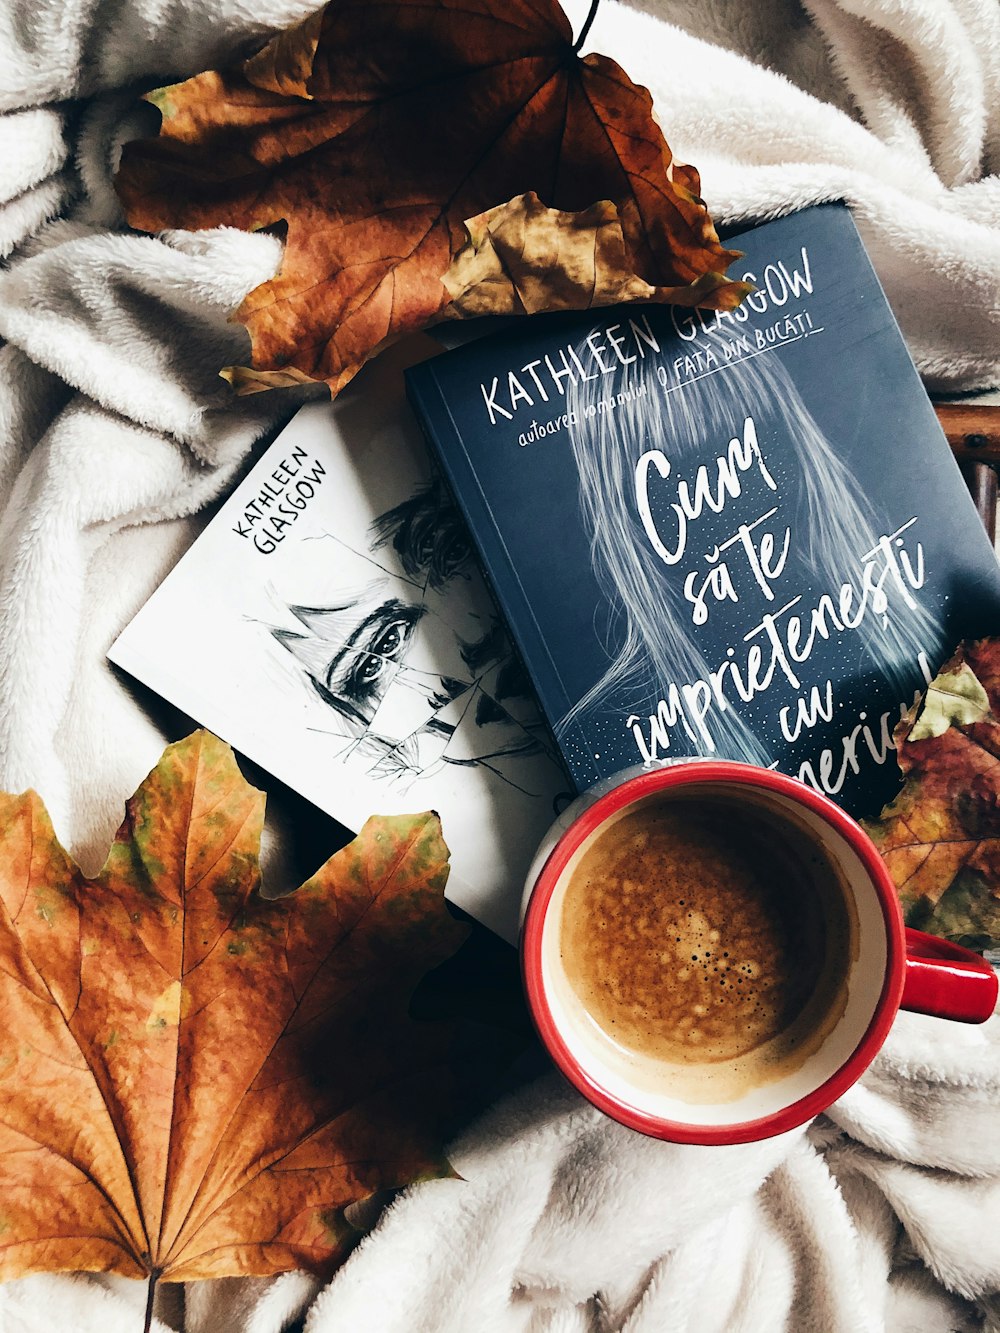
[520,762,998,1145]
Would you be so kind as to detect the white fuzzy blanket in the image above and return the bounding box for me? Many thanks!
[1,1,999,1330]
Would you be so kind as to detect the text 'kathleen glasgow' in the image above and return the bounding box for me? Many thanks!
[231,446,328,554]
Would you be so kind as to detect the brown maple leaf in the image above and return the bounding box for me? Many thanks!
[115,0,750,397]
[862,640,1000,950]
[0,730,485,1302]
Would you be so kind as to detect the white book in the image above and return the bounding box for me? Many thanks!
[109,336,571,943]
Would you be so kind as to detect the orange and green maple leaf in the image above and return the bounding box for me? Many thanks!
[863,640,1000,950]
[0,730,476,1283]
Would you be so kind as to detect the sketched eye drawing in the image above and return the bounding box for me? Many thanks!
[271,478,563,794]
[321,599,426,715]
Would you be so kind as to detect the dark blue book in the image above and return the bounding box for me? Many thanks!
[407,204,1000,817]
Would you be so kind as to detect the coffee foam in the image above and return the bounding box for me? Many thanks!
[547,790,859,1106]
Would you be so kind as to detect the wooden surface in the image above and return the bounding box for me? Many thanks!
[935,404,1000,542]
[936,404,1000,462]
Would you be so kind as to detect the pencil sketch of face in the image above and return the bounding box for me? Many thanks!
[273,479,553,789]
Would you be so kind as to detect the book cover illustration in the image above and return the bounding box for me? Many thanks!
[407,204,1000,818]
[109,338,571,944]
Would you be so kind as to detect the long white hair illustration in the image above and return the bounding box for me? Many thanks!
[559,323,942,768]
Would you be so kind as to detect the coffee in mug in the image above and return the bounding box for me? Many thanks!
[555,794,856,1103]
[521,763,998,1144]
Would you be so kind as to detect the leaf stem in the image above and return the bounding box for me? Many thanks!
[572,0,601,53]
[143,1270,160,1333]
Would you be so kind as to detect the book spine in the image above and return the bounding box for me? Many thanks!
[407,368,595,790]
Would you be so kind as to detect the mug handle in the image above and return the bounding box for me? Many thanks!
[902,927,998,1023]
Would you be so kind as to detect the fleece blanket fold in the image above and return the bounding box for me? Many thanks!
[0,0,998,1329]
